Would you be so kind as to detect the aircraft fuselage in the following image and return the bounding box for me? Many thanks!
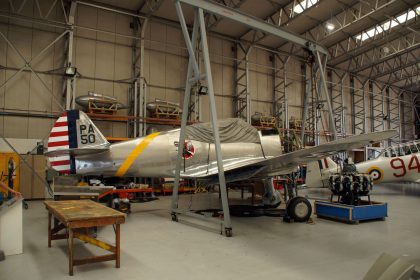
[356,153,420,184]
[75,129,283,178]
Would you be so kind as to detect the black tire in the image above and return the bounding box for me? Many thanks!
[286,197,312,222]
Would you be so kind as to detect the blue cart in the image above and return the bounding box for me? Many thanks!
[315,200,387,224]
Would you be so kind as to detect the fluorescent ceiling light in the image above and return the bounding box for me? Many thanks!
[355,7,419,42]
[293,0,319,14]
[325,22,335,31]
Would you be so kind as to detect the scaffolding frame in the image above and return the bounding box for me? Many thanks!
[171,3,232,236]
[351,76,367,135]
[272,54,290,133]
[234,43,252,123]
[386,87,401,145]
[329,70,347,138]
[371,83,386,133]
[131,16,149,138]
[171,0,337,237]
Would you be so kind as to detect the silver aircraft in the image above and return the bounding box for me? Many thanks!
[46,110,397,218]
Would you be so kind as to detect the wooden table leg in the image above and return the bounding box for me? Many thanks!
[48,212,52,248]
[116,224,120,268]
[68,228,74,276]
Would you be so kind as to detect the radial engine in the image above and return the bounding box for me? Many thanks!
[328,172,373,205]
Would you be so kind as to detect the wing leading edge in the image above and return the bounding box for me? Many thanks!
[187,130,398,183]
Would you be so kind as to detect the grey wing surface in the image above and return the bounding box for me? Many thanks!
[188,130,397,184]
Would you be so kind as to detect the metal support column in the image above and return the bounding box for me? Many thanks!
[371,83,385,133]
[386,87,400,145]
[314,51,337,140]
[351,77,366,135]
[302,61,322,146]
[401,92,415,141]
[188,39,202,122]
[330,71,347,138]
[171,2,232,236]
[65,1,77,110]
[65,30,75,110]
[234,43,251,123]
[138,20,148,136]
[131,16,148,137]
[301,63,313,146]
[272,54,289,134]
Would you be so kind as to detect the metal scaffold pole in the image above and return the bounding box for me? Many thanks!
[314,51,337,141]
[171,1,232,236]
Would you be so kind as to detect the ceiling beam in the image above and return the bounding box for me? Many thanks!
[349,33,419,73]
[387,64,419,84]
[371,53,419,80]
[176,0,329,54]
[206,0,249,30]
[328,21,419,66]
[327,4,418,63]
[297,0,396,46]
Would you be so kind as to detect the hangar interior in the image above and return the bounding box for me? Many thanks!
[0,0,419,279]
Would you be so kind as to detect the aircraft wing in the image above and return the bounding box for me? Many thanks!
[184,130,397,184]
[256,130,397,172]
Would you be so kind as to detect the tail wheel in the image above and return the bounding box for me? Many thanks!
[286,197,312,222]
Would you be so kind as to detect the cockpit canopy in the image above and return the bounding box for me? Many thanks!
[378,140,420,158]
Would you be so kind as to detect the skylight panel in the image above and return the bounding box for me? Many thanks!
[355,7,419,42]
[293,0,319,14]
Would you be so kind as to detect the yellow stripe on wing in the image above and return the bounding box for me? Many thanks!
[115,132,161,177]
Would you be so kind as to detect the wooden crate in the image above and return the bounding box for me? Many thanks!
[19,155,46,199]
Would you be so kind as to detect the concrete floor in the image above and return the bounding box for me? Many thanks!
[1,183,420,280]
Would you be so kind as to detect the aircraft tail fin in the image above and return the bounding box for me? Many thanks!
[46,110,110,174]
[306,157,339,188]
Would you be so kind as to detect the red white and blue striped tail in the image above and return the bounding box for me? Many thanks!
[317,157,337,170]
[46,110,109,174]
[48,112,72,174]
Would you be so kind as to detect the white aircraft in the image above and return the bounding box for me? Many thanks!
[306,140,420,187]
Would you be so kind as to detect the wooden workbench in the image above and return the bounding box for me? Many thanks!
[44,200,125,276]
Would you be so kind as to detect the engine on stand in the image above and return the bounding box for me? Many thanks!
[315,158,387,224]
[328,158,374,205]
[329,173,373,205]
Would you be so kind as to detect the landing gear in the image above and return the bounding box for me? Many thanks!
[224,227,232,237]
[171,213,178,222]
[286,196,312,222]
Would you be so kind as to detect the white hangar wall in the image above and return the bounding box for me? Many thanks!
[0,2,415,143]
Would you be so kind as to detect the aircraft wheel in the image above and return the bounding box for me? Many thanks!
[171,213,178,222]
[286,197,312,222]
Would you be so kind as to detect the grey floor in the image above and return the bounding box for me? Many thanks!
[1,184,420,280]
